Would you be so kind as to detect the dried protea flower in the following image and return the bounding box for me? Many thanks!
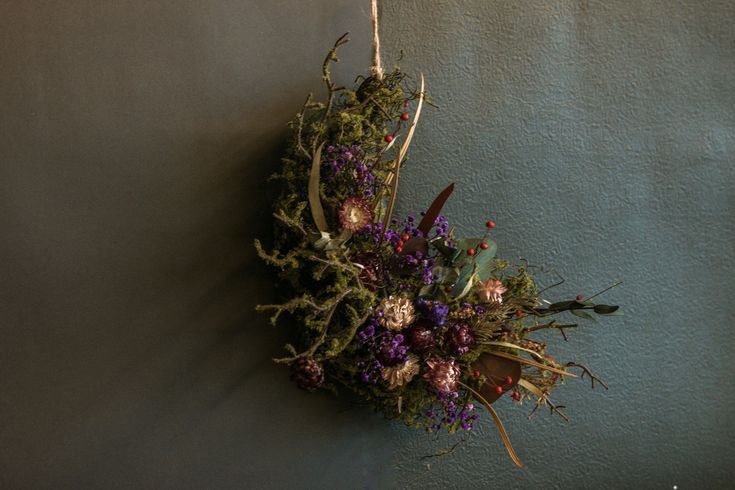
[382,354,419,390]
[338,196,373,232]
[477,278,507,304]
[378,295,416,331]
[406,321,436,355]
[290,357,325,390]
[423,358,461,394]
[445,321,476,355]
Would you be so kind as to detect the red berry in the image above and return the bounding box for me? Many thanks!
[397,239,404,247]
[401,233,410,241]
[576,294,584,301]
[512,391,521,401]
[486,220,496,229]
[401,112,410,121]
[384,134,394,143]
[515,309,523,318]
[467,248,476,256]
[473,370,481,379]
[395,246,403,254]
[495,386,503,395]
[505,375,513,385]
[445,286,453,292]
[480,242,489,250]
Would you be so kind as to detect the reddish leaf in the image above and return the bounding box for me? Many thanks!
[472,353,521,405]
[399,236,429,257]
[417,183,455,236]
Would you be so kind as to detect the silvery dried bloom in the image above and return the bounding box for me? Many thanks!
[378,295,416,331]
[423,358,461,394]
[381,355,419,390]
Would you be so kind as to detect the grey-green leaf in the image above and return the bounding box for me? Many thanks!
[570,309,596,321]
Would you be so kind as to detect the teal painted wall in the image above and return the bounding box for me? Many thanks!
[1,1,733,488]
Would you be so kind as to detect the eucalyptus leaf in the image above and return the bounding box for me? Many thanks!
[455,271,477,300]
[570,309,596,321]
[419,284,437,298]
[593,304,620,315]
[450,261,477,298]
[429,237,456,259]
[431,266,460,285]
[454,238,497,281]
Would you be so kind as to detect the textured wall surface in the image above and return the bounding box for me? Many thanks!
[1,0,734,489]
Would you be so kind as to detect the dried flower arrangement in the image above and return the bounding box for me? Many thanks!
[255,34,620,467]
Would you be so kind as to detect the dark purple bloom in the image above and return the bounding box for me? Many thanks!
[417,299,449,326]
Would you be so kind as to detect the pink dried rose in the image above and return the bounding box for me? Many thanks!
[423,358,461,394]
[477,278,507,304]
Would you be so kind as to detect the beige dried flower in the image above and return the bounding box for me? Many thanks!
[477,279,507,304]
[381,355,419,390]
[338,197,373,232]
[378,295,416,331]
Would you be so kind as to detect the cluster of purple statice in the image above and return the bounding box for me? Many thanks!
[357,318,409,383]
[416,298,449,326]
[358,216,442,285]
[426,392,479,431]
[323,144,377,198]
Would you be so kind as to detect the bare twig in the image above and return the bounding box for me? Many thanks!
[367,95,392,119]
[565,362,609,390]
[524,321,578,341]
[420,440,464,460]
[528,396,569,422]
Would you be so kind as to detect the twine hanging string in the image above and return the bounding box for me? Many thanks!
[371,0,384,80]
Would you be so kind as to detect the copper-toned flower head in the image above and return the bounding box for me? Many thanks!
[338,196,373,232]
[477,279,507,304]
[422,358,461,394]
[382,355,419,390]
[378,295,416,331]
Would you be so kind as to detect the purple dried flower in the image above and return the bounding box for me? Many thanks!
[445,321,476,355]
[405,321,436,355]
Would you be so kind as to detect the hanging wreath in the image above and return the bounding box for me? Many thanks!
[255,32,620,467]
